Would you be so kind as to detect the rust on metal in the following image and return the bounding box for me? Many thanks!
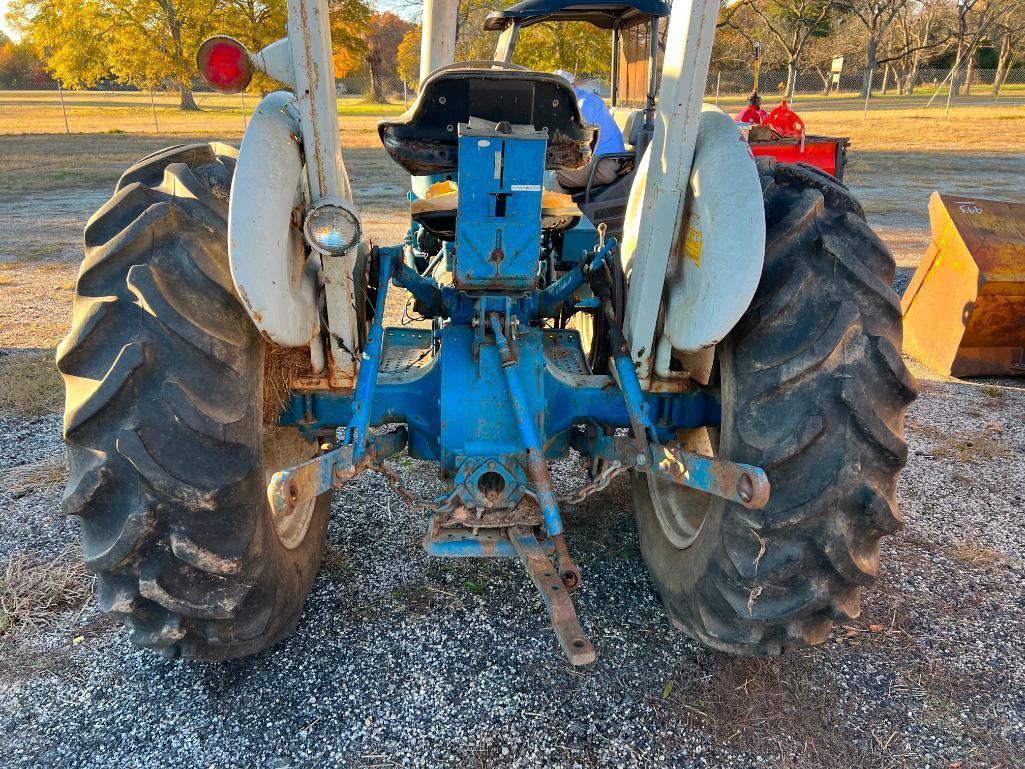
[509,526,595,666]
[436,497,543,529]
[289,374,336,391]
[421,517,506,557]
[547,130,592,170]
[551,534,581,591]
[652,444,770,509]
[902,192,1025,377]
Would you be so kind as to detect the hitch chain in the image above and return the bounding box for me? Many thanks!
[369,458,631,514]
[557,460,631,506]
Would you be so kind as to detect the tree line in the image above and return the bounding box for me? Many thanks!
[715,0,1025,99]
[3,0,1022,108]
[4,0,400,109]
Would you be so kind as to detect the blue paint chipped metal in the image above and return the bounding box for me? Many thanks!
[268,117,772,665]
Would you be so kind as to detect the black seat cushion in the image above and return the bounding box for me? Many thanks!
[378,69,596,176]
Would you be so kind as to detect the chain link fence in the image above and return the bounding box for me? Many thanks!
[705,67,1025,110]
[0,74,411,133]
[1,67,1021,134]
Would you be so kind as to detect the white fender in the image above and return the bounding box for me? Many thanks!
[228,91,318,347]
[629,105,764,367]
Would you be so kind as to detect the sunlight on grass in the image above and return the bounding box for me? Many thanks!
[0,351,64,417]
[0,90,405,135]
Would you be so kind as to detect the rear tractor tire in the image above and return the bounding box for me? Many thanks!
[633,159,917,654]
[58,143,330,660]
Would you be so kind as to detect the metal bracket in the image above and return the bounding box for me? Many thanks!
[508,526,595,666]
[649,443,770,509]
[588,281,772,510]
[584,433,770,509]
[267,443,357,520]
[267,428,407,518]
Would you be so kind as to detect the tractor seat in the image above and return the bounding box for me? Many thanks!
[610,107,644,149]
[379,68,597,176]
[411,180,582,240]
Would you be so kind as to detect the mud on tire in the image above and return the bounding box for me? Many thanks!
[632,159,917,654]
[58,143,330,660]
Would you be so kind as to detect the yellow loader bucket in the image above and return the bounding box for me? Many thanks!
[901,192,1025,377]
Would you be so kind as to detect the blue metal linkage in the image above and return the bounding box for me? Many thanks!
[490,314,564,539]
[280,335,721,467]
[271,117,770,666]
[346,247,397,461]
[536,237,616,318]
[423,521,555,559]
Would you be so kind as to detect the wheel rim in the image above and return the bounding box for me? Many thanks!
[263,426,319,550]
[647,427,719,549]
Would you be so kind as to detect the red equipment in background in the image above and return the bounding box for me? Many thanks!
[764,100,804,137]
[736,96,849,181]
[737,103,769,124]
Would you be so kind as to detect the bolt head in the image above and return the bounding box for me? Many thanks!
[635,453,648,467]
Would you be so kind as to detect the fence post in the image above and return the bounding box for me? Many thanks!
[149,89,160,131]
[240,92,247,131]
[403,79,408,108]
[862,66,873,123]
[926,66,955,109]
[715,72,720,106]
[56,81,70,134]
[943,62,959,117]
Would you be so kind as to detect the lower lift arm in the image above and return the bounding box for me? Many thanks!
[590,263,770,509]
[267,248,407,519]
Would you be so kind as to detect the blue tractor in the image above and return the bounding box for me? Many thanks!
[58,0,914,664]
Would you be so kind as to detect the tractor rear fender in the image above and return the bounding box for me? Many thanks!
[657,105,766,361]
[228,91,318,347]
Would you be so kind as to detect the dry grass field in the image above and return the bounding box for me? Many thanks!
[3,88,1024,150]
[0,90,407,135]
[2,101,1022,351]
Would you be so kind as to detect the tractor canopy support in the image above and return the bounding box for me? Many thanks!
[420,0,459,82]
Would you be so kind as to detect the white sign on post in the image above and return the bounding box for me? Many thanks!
[830,55,844,88]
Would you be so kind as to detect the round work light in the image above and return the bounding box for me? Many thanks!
[303,198,363,257]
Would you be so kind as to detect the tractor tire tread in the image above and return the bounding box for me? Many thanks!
[60,142,328,661]
[633,158,916,655]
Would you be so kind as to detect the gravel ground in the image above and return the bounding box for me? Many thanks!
[1,359,1024,768]
[2,138,1024,767]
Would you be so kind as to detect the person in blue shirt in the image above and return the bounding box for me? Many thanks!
[552,70,626,192]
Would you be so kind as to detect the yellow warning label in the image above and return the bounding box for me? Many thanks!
[684,225,703,267]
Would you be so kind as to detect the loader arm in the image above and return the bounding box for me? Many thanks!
[618,0,724,378]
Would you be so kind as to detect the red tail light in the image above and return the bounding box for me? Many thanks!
[197,36,254,94]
